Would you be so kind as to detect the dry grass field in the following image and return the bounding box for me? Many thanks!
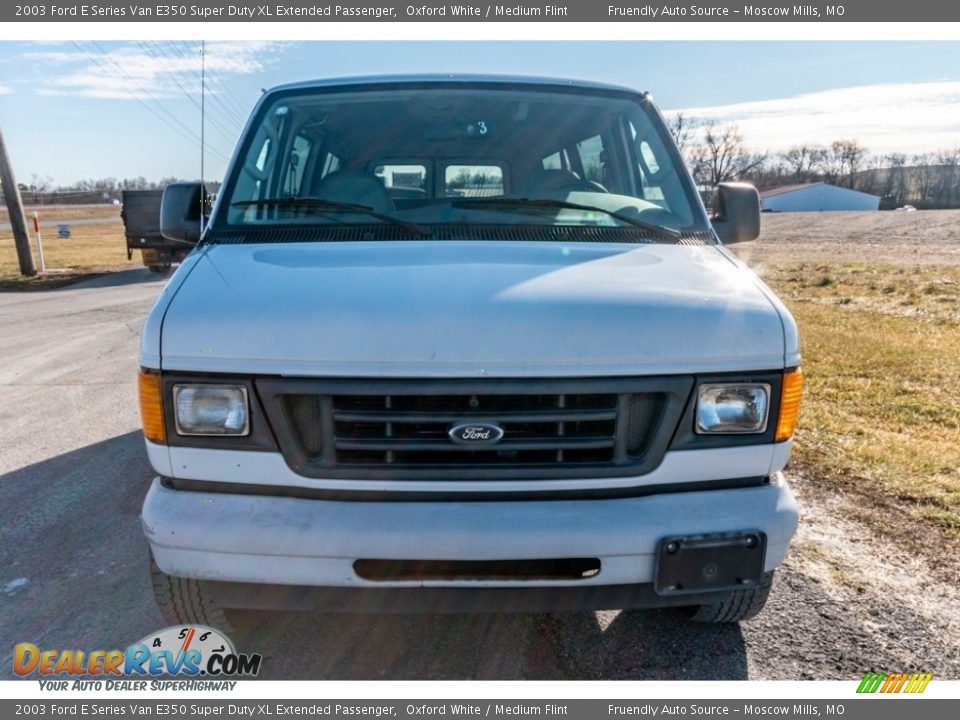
[734,210,960,545]
[741,209,960,266]
[23,203,122,222]
[0,205,131,287]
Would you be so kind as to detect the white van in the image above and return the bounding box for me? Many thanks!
[138,75,801,628]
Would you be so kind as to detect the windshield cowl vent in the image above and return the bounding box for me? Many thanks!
[203,225,713,246]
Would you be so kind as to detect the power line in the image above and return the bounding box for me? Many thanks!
[137,41,241,146]
[203,68,250,127]
[70,41,201,151]
[157,40,250,165]
[150,40,247,130]
[202,77,247,136]
[75,41,232,164]
[87,41,205,145]
[172,41,251,123]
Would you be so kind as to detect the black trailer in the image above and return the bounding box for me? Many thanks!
[121,189,191,273]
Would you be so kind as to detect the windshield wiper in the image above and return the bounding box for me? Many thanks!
[231,197,432,237]
[451,197,682,241]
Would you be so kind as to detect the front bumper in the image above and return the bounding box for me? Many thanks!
[142,474,798,604]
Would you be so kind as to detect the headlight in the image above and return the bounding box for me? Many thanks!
[173,384,249,436]
[696,383,770,434]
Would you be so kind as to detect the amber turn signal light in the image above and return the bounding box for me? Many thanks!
[775,368,803,442]
[138,369,166,444]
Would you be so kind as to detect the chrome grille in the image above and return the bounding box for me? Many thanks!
[257,377,693,481]
[330,392,621,466]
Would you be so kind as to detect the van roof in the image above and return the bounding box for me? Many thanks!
[267,74,648,97]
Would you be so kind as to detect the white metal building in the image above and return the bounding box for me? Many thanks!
[759,182,880,212]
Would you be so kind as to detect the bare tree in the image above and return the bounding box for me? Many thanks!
[746,157,790,190]
[780,145,827,184]
[855,155,887,197]
[28,173,53,193]
[935,148,960,208]
[668,112,695,155]
[824,140,869,189]
[689,122,768,187]
[73,177,119,192]
[119,176,151,190]
[912,153,937,208]
[880,153,909,207]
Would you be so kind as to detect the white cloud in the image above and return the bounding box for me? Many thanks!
[27,41,285,101]
[0,85,12,95]
[670,81,960,155]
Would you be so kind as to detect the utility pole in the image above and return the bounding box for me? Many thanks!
[0,123,36,276]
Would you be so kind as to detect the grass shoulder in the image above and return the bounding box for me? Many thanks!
[759,261,960,543]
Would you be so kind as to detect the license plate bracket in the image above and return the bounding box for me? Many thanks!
[654,531,766,595]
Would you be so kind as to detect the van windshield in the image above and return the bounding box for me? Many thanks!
[218,84,707,238]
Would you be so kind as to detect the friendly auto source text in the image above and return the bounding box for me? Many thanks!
[608,705,833,717]
[608,5,838,18]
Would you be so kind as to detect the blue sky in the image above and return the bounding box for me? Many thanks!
[1,41,959,186]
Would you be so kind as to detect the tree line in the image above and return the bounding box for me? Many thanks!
[670,113,960,210]
[8,175,214,206]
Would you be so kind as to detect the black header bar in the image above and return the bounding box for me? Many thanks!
[0,700,958,719]
[4,1,959,23]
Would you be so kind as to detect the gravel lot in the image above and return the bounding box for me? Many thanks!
[1,257,957,681]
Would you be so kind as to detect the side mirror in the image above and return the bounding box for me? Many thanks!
[711,182,760,244]
[160,182,204,244]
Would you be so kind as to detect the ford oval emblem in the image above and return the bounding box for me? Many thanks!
[448,422,505,446]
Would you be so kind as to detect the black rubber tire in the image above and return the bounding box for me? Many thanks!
[687,571,775,623]
[150,559,234,634]
[148,264,172,274]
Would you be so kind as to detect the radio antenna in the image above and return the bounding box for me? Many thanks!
[200,39,206,226]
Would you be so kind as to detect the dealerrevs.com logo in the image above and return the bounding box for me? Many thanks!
[14,625,262,685]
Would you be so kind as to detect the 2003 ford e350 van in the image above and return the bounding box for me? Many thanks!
[138,75,802,628]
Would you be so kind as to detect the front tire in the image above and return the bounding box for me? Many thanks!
[150,558,233,633]
[687,571,774,623]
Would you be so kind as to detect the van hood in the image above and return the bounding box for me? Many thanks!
[158,241,787,377]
